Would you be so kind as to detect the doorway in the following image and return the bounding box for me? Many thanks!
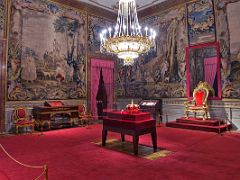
[90,58,114,117]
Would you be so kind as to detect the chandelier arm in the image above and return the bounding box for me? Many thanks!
[116,2,121,37]
[135,10,141,35]
[131,2,134,36]
[129,2,132,36]
[126,2,130,36]
[118,3,122,36]
[132,1,136,35]
[133,1,139,36]
[121,3,125,36]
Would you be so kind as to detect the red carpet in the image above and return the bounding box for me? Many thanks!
[1,125,240,180]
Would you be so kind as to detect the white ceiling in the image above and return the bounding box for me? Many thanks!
[79,0,167,11]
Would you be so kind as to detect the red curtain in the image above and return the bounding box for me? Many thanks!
[204,57,217,87]
[91,59,114,116]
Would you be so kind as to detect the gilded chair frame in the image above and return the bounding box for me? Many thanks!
[184,81,214,120]
[78,104,93,127]
[13,107,35,134]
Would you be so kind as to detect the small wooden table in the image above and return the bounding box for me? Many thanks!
[102,111,157,155]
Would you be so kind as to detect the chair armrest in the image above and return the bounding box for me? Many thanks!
[184,101,189,105]
[184,100,195,106]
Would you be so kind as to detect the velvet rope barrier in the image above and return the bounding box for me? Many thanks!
[0,144,48,180]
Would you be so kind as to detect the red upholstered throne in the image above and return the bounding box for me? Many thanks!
[184,82,214,120]
[13,107,35,134]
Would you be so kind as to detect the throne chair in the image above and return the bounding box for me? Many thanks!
[184,81,214,120]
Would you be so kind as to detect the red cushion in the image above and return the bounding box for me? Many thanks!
[78,105,86,114]
[107,111,150,121]
[195,90,205,106]
[47,101,63,107]
[16,109,26,119]
[16,120,34,125]
[188,106,205,110]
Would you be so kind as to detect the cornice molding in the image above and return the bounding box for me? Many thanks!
[53,0,192,21]
[53,0,117,20]
[86,0,167,12]
[138,0,191,18]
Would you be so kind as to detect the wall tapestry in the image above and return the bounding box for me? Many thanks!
[222,0,240,98]
[88,15,113,54]
[227,1,240,61]
[116,7,187,98]
[7,0,87,101]
[0,0,6,38]
[187,0,216,46]
[214,0,240,98]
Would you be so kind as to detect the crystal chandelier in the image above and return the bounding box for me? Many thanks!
[100,0,156,66]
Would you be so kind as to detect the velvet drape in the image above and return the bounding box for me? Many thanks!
[91,59,114,116]
[204,57,217,87]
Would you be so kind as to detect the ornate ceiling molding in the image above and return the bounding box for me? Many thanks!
[138,0,192,18]
[79,0,167,12]
[54,0,116,20]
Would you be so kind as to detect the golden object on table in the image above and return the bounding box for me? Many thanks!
[126,99,140,113]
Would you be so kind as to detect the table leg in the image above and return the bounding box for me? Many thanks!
[41,122,44,132]
[16,126,19,134]
[121,133,125,142]
[151,129,157,151]
[102,129,108,146]
[133,135,139,155]
[48,121,51,129]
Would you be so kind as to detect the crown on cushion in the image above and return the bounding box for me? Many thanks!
[126,100,140,113]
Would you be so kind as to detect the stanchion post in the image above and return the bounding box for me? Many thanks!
[44,164,48,180]
[166,112,168,123]
[228,107,232,122]
[226,118,229,133]
[158,114,161,125]
[218,120,221,135]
